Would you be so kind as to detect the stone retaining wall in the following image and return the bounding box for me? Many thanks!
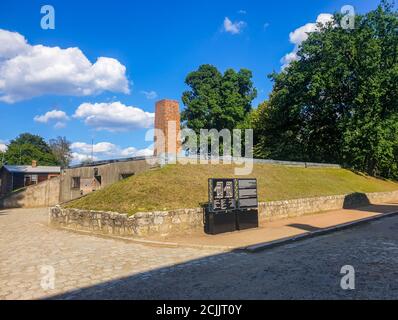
[259,191,397,222]
[49,190,398,238]
[49,206,204,237]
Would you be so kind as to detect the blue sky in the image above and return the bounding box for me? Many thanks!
[0,0,381,162]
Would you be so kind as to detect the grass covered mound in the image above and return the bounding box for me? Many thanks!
[65,164,398,215]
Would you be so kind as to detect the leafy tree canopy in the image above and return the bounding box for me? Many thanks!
[181,64,257,133]
[4,133,59,166]
[254,1,398,179]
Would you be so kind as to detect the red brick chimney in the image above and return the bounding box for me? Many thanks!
[154,99,181,156]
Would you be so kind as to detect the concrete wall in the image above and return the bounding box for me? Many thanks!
[175,156,342,168]
[59,158,158,203]
[1,177,60,208]
[50,190,398,238]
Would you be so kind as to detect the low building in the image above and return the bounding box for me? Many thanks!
[59,156,158,203]
[0,160,61,197]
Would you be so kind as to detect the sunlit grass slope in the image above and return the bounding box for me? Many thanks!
[65,164,398,215]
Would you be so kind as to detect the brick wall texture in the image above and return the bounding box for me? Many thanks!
[154,99,181,156]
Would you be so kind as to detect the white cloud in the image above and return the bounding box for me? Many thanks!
[34,109,69,129]
[281,52,299,66]
[0,29,29,59]
[119,146,153,157]
[73,101,154,132]
[34,109,69,123]
[0,141,7,152]
[238,10,247,15]
[132,148,153,157]
[0,29,130,103]
[71,141,153,163]
[71,152,99,163]
[54,121,67,129]
[289,14,333,45]
[223,17,246,35]
[281,13,334,68]
[141,90,158,100]
[71,142,118,155]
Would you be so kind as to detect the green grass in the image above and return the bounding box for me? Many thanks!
[65,164,398,215]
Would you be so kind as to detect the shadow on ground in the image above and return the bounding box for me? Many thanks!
[286,224,321,232]
[286,194,398,232]
[0,190,26,209]
[46,200,398,300]
[47,249,247,300]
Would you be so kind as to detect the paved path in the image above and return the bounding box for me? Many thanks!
[1,207,398,299]
[150,203,398,249]
[0,208,221,300]
[56,215,398,300]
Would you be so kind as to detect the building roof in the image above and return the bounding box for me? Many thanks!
[67,156,153,169]
[2,165,61,174]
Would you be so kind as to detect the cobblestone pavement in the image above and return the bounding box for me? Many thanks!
[2,208,398,300]
[0,208,222,300]
[56,213,398,300]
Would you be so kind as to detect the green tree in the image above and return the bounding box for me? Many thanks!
[241,101,274,158]
[254,2,398,179]
[49,136,72,168]
[0,151,5,166]
[181,64,257,133]
[237,100,268,156]
[4,133,59,166]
